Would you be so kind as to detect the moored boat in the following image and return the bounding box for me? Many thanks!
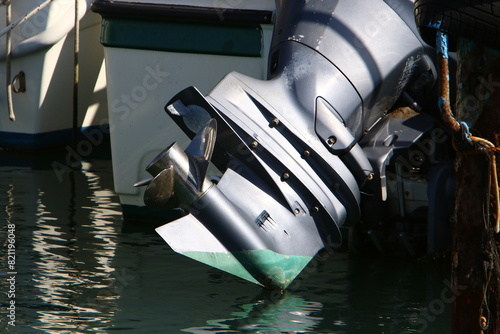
[0,0,107,151]
[91,0,275,221]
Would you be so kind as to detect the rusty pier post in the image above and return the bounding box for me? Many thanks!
[450,38,500,334]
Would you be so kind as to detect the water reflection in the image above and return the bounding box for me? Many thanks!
[0,150,122,333]
[184,293,324,333]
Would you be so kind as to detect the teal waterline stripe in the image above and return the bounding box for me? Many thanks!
[100,17,263,57]
[238,249,313,289]
[181,249,313,289]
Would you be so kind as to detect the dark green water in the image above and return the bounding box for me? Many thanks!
[0,145,450,333]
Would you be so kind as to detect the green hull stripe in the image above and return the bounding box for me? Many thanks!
[238,250,313,289]
[181,249,313,289]
[182,251,260,285]
[100,17,263,57]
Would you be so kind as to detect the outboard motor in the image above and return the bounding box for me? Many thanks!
[137,0,441,289]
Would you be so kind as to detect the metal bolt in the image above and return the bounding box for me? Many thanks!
[250,141,259,149]
[270,118,280,128]
[302,150,310,158]
[310,206,319,213]
[294,208,300,214]
[281,172,290,180]
[368,172,374,181]
[327,136,337,145]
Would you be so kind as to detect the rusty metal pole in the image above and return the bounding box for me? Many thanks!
[451,38,500,334]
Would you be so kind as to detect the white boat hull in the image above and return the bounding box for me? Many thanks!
[0,0,107,150]
[94,0,274,220]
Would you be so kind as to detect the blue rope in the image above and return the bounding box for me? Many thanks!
[436,30,449,59]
